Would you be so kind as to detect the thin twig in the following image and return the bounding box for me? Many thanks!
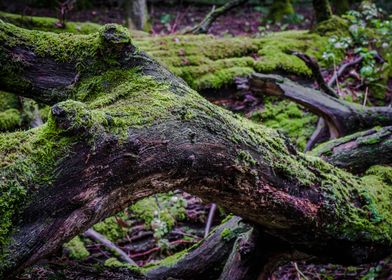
[204,203,217,238]
[84,229,137,266]
[363,87,368,108]
[293,262,309,280]
[328,56,364,87]
[183,0,248,34]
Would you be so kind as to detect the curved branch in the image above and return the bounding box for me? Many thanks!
[250,73,392,137]
[291,52,338,98]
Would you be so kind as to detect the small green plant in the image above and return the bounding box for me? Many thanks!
[130,193,187,240]
[321,4,391,100]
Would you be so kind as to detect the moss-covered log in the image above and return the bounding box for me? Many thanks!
[1,21,392,278]
[250,73,392,138]
[312,126,392,173]
[0,12,332,91]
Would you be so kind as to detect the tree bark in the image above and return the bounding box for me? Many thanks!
[267,0,295,22]
[1,21,392,278]
[126,0,148,31]
[312,0,333,23]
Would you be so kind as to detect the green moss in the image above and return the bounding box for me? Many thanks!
[0,91,19,112]
[135,31,327,89]
[313,15,350,37]
[0,117,76,268]
[129,193,187,238]
[0,12,101,34]
[93,215,128,242]
[254,31,327,76]
[0,109,22,131]
[195,67,254,89]
[63,236,90,260]
[237,150,257,166]
[104,257,142,273]
[365,165,392,185]
[220,228,233,241]
[251,99,317,150]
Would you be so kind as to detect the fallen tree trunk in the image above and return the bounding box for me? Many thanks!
[250,73,392,138]
[0,21,392,278]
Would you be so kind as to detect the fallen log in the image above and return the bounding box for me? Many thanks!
[0,21,392,278]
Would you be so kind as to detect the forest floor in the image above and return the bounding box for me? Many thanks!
[4,2,392,280]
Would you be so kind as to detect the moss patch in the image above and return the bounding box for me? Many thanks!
[0,12,101,35]
[251,99,317,150]
[63,236,90,260]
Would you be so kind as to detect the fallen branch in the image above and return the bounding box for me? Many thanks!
[184,0,248,34]
[328,56,364,87]
[204,203,217,238]
[84,229,137,266]
[291,51,338,98]
[304,118,329,152]
[147,217,250,280]
[250,73,392,137]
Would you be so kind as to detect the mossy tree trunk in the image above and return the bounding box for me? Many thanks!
[267,0,295,22]
[312,0,333,23]
[0,21,392,278]
[126,0,148,31]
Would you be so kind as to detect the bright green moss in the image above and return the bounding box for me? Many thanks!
[365,165,392,185]
[134,31,327,90]
[104,257,142,273]
[93,215,128,242]
[0,109,22,131]
[251,99,317,151]
[129,193,187,238]
[220,228,233,241]
[195,67,254,89]
[0,12,101,34]
[254,31,327,76]
[313,15,350,37]
[63,236,90,260]
[0,20,100,63]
